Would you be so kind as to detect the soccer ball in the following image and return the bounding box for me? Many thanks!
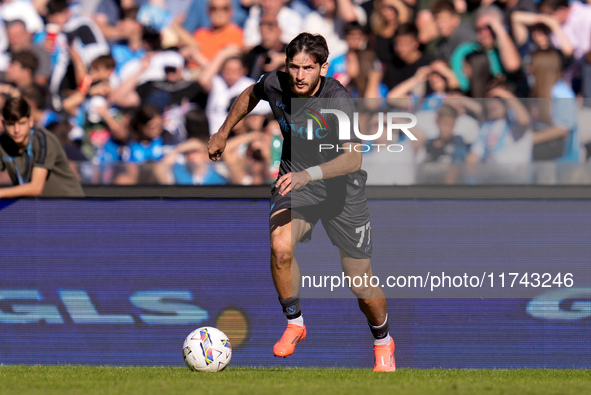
[182,327,232,372]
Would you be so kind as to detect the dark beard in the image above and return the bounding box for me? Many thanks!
[289,74,321,97]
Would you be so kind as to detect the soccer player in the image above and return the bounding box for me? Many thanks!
[0,96,84,198]
[208,33,395,371]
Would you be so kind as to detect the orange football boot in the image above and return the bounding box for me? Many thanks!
[373,338,396,372]
[273,324,307,357]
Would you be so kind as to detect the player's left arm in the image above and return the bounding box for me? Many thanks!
[0,167,48,198]
[276,142,361,196]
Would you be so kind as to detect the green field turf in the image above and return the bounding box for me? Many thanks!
[0,366,589,395]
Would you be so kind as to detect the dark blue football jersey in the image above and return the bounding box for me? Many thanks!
[253,71,364,202]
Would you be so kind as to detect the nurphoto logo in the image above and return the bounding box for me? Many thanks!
[306,109,418,153]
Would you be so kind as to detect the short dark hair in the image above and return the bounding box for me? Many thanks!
[394,22,419,39]
[430,0,457,16]
[286,33,329,65]
[12,51,39,74]
[91,54,116,70]
[2,96,31,123]
[344,21,368,36]
[539,0,569,11]
[21,83,49,110]
[131,103,161,131]
[221,55,246,71]
[47,0,69,16]
[142,25,162,51]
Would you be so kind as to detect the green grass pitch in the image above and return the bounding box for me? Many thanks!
[0,366,589,395]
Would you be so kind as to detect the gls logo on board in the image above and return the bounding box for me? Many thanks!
[526,287,591,320]
[0,289,208,325]
[303,109,418,153]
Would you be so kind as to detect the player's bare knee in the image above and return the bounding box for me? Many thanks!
[270,236,292,268]
[349,284,373,300]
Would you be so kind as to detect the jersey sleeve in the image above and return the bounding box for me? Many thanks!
[330,88,361,145]
[252,71,274,102]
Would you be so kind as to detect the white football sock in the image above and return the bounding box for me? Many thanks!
[287,315,304,327]
[374,334,391,346]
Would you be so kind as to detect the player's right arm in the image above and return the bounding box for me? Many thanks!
[208,84,261,161]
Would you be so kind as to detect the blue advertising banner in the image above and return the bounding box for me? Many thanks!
[0,200,589,368]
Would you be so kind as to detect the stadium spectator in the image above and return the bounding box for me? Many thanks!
[363,0,413,28]
[242,0,303,49]
[302,0,367,61]
[5,19,52,87]
[529,50,579,162]
[131,26,185,84]
[110,6,147,76]
[539,0,591,62]
[451,5,526,95]
[93,0,138,41]
[423,103,468,164]
[20,83,60,130]
[416,103,469,184]
[466,86,532,165]
[0,96,85,197]
[0,0,584,186]
[184,105,212,141]
[183,0,249,33]
[433,90,483,146]
[136,0,172,32]
[190,0,244,62]
[391,70,482,147]
[115,27,186,108]
[429,0,476,62]
[383,22,434,91]
[61,54,121,160]
[387,59,460,110]
[326,21,379,98]
[4,51,39,90]
[222,131,270,185]
[89,54,120,89]
[245,15,286,81]
[199,47,269,135]
[46,120,87,162]
[473,6,521,75]
[153,138,229,185]
[46,0,110,111]
[511,10,574,66]
[493,0,537,33]
[1,0,45,36]
[127,103,175,163]
[61,53,117,118]
[453,49,498,98]
[135,59,208,112]
[96,110,134,164]
[368,0,400,67]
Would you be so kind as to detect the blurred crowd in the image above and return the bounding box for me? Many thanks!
[0,0,590,186]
